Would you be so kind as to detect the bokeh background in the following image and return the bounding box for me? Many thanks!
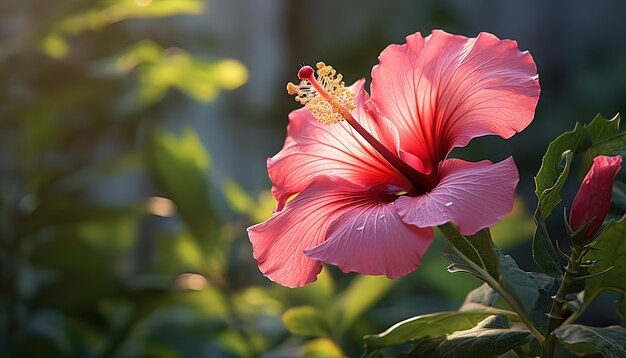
[1,0,625,357]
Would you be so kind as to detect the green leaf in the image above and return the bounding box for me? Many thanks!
[439,225,500,281]
[331,275,396,333]
[531,210,563,278]
[363,311,519,356]
[56,0,204,35]
[146,126,218,245]
[440,226,556,335]
[587,113,622,142]
[301,338,344,358]
[117,41,247,103]
[404,315,533,358]
[499,254,557,332]
[554,325,626,358]
[538,150,574,219]
[459,284,498,311]
[282,306,331,338]
[534,114,622,200]
[535,124,588,199]
[582,216,626,314]
[532,150,573,277]
[532,113,623,276]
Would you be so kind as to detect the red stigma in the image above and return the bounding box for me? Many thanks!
[298,66,314,80]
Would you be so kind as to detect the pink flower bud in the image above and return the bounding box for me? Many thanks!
[569,155,622,242]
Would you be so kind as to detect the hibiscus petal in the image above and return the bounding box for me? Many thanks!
[371,30,540,171]
[395,157,519,235]
[248,178,347,287]
[305,199,433,279]
[269,79,410,210]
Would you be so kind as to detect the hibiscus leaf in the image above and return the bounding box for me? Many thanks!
[362,311,518,356]
[534,113,623,199]
[534,123,588,200]
[439,225,499,280]
[282,306,332,338]
[586,113,623,143]
[554,325,626,358]
[537,150,574,219]
[402,315,533,358]
[498,254,558,333]
[459,283,499,311]
[533,113,623,276]
[441,226,557,336]
[579,216,626,317]
[532,150,573,277]
[532,210,562,278]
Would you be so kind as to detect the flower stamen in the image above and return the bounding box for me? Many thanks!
[287,62,437,195]
[287,62,356,124]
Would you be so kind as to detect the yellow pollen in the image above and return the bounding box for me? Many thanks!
[286,62,356,125]
[286,82,299,95]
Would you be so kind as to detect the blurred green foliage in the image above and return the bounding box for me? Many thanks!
[2,1,623,357]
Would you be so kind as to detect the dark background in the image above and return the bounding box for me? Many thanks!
[1,0,624,356]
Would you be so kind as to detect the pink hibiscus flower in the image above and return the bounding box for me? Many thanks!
[248,30,540,287]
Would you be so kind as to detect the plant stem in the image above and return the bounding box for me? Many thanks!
[542,243,584,358]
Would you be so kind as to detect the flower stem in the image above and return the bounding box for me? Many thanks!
[542,243,585,358]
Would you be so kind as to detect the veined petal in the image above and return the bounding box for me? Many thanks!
[269,80,410,210]
[248,178,347,287]
[305,199,433,279]
[396,157,519,235]
[371,30,539,171]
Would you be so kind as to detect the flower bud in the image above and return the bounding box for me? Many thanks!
[569,155,622,243]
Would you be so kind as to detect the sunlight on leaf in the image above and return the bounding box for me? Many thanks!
[154,231,204,272]
[276,267,335,310]
[490,197,535,250]
[363,311,519,356]
[146,126,224,277]
[405,315,533,358]
[282,306,332,338]
[223,180,256,215]
[302,338,344,358]
[116,40,164,70]
[223,180,277,223]
[332,275,396,333]
[41,33,70,59]
[234,287,283,318]
[214,330,254,357]
[41,0,204,58]
[116,41,248,103]
[57,0,203,35]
